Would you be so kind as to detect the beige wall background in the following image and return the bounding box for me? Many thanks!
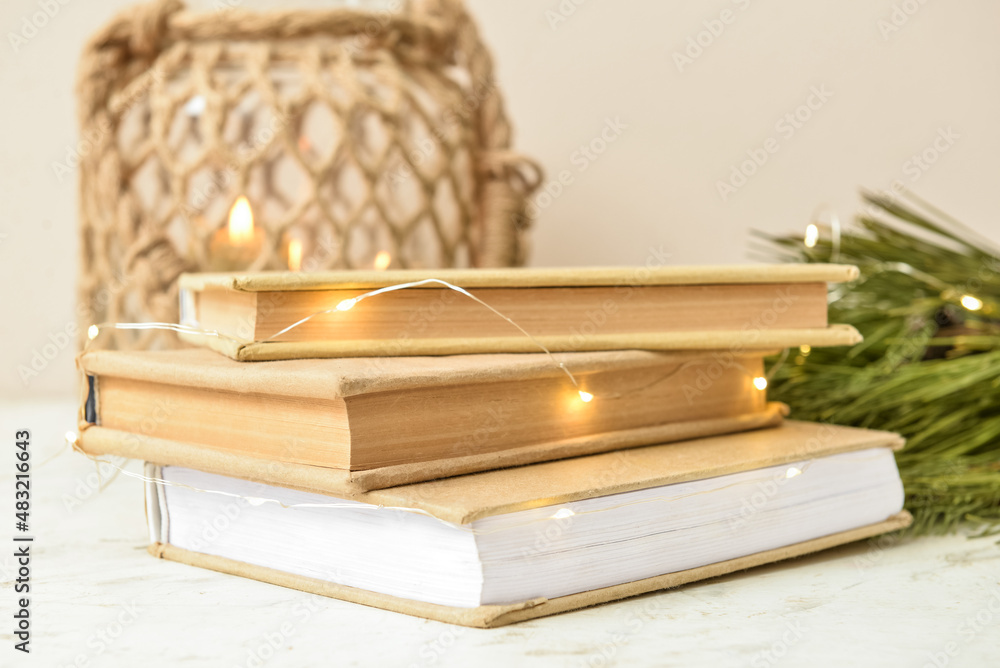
[2,0,999,398]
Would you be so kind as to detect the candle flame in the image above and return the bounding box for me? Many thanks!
[228,197,254,245]
[288,239,303,272]
[374,251,391,271]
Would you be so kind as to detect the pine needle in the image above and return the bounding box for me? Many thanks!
[762,188,1000,537]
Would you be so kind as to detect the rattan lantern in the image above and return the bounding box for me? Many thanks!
[76,0,541,348]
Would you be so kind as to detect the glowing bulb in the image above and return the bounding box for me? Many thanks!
[336,298,358,312]
[65,431,78,445]
[551,508,575,519]
[804,223,819,248]
[578,390,593,403]
[785,466,802,479]
[87,324,99,340]
[753,376,768,390]
[287,239,303,272]
[960,294,983,311]
[799,345,811,355]
[374,251,391,271]
[227,196,254,245]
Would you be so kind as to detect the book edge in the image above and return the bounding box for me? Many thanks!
[178,264,860,292]
[79,418,903,524]
[224,326,863,361]
[145,511,911,628]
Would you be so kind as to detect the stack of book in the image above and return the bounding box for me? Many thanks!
[78,265,910,627]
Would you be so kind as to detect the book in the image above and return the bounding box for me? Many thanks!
[177,264,862,360]
[142,420,911,627]
[79,347,786,489]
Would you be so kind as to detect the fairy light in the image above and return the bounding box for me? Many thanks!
[804,223,819,248]
[799,345,811,356]
[87,324,100,340]
[373,251,391,271]
[960,294,984,311]
[336,298,358,311]
[753,376,768,390]
[69,425,824,533]
[264,278,589,398]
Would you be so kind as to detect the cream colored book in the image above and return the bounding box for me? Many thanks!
[79,347,785,489]
[176,264,861,360]
[142,421,911,627]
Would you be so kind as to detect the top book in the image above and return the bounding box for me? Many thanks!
[178,264,861,361]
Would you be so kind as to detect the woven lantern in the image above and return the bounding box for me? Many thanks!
[76,0,541,348]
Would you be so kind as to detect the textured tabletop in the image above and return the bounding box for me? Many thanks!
[3,399,998,668]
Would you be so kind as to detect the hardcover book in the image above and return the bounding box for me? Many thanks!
[79,347,786,489]
[176,264,862,360]
[142,421,911,627]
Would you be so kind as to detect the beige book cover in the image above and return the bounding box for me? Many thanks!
[176,264,862,360]
[78,348,788,488]
[141,420,911,627]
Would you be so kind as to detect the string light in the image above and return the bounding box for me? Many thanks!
[67,434,838,535]
[960,294,983,311]
[804,223,819,248]
[799,345,811,356]
[86,281,800,409]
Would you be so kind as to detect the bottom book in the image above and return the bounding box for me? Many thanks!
[143,421,911,628]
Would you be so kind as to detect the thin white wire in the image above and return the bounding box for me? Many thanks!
[263,278,581,388]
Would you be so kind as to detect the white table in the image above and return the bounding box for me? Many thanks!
[3,399,998,667]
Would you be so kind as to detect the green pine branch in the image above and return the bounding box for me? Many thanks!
[758,189,1000,536]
